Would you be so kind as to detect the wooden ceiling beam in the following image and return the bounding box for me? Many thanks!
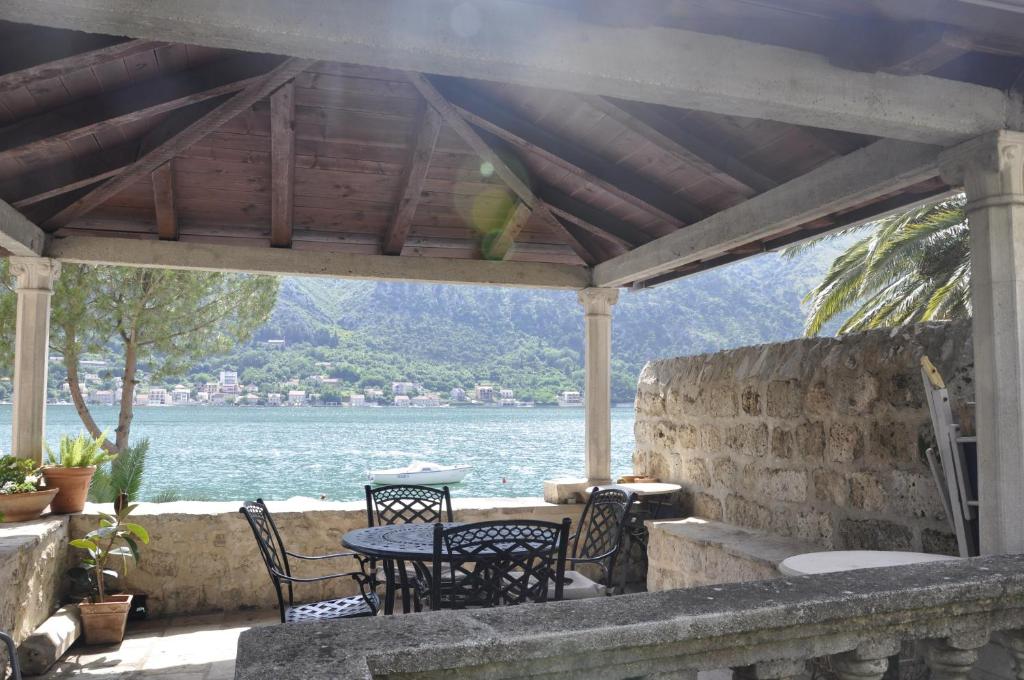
[151,161,177,241]
[1,0,1011,144]
[546,215,600,266]
[581,96,778,197]
[45,234,592,289]
[382,101,442,255]
[0,37,166,93]
[0,198,46,256]
[270,81,296,248]
[46,58,313,228]
[594,139,943,288]
[438,80,697,231]
[0,52,284,164]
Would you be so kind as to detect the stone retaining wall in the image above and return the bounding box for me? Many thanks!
[69,497,582,618]
[0,517,67,674]
[634,321,973,553]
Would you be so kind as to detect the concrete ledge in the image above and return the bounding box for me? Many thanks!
[18,605,79,676]
[646,517,821,591]
[543,478,590,504]
[236,554,1024,680]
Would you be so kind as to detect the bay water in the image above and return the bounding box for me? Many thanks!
[0,405,637,501]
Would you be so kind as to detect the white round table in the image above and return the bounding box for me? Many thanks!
[779,550,960,576]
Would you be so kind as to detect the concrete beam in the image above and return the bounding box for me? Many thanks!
[593,140,944,288]
[45,236,592,290]
[0,199,46,257]
[0,0,1013,144]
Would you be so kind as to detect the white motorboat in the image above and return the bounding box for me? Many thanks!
[369,460,472,486]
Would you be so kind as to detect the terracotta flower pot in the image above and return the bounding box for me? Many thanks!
[79,594,133,645]
[0,488,59,522]
[41,466,96,513]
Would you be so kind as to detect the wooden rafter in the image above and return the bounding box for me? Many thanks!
[0,198,46,257]
[0,141,136,208]
[436,80,697,231]
[46,57,313,228]
[0,37,166,93]
[151,161,177,241]
[546,215,599,266]
[882,25,975,75]
[409,73,601,265]
[539,190,635,252]
[270,81,296,248]
[486,201,532,260]
[0,53,284,163]
[581,96,778,197]
[383,101,442,255]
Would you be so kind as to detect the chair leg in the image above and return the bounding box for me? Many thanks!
[397,559,413,614]
[383,559,396,615]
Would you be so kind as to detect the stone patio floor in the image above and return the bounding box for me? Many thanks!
[40,611,279,680]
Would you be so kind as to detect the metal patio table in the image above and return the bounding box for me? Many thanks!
[342,523,460,615]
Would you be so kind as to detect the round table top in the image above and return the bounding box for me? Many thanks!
[778,550,960,576]
[590,482,682,497]
[342,523,457,560]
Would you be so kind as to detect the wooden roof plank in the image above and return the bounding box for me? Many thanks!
[0,35,166,93]
[270,81,296,247]
[383,101,442,255]
[151,160,178,240]
[582,96,779,196]
[0,197,47,256]
[0,140,136,208]
[46,57,314,228]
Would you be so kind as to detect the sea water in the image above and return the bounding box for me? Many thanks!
[0,405,637,501]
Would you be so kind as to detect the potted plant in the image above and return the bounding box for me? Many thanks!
[0,455,58,522]
[42,432,115,514]
[68,502,149,644]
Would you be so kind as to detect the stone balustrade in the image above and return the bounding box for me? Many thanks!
[236,554,1024,680]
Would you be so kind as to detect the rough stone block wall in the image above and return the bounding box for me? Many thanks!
[68,497,583,618]
[0,517,68,674]
[634,321,973,553]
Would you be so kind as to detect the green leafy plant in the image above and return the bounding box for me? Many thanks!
[0,455,41,495]
[68,503,149,603]
[46,432,116,468]
[89,439,148,503]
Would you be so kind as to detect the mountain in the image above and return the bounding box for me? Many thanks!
[186,241,850,403]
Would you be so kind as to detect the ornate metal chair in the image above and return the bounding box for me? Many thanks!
[364,484,453,526]
[239,499,379,623]
[1,630,21,680]
[428,519,571,610]
[562,487,637,598]
[364,484,454,613]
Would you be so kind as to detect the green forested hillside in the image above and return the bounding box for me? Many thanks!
[186,243,847,403]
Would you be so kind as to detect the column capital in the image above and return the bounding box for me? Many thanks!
[9,257,60,292]
[577,287,619,315]
[939,130,1024,203]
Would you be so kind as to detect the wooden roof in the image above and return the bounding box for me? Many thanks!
[0,0,1021,288]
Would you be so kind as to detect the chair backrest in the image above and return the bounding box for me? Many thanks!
[431,519,570,609]
[239,499,293,619]
[365,484,453,526]
[1,629,21,680]
[571,488,636,570]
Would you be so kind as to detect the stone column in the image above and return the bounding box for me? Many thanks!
[832,641,900,680]
[940,130,1024,554]
[10,257,60,463]
[579,287,619,485]
[923,633,989,680]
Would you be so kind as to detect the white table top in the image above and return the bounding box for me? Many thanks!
[778,550,960,576]
[590,482,682,497]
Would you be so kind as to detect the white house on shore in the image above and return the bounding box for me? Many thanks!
[393,395,410,407]
[267,393,282,406]
[350,394,366,407]
[287,390,305,406]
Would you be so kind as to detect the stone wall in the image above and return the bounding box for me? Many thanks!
[0,517,67,674]
[634,321,973,554]
[69,497,583,618]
